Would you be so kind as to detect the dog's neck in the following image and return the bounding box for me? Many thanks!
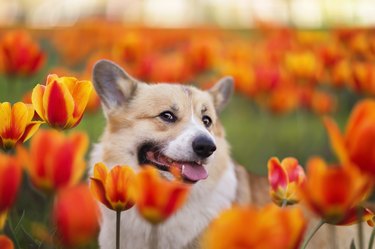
[90,143,238,249]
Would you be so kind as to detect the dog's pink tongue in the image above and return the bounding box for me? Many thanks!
[181,163,208,182]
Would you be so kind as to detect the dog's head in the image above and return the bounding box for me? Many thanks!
[93,60,233,184]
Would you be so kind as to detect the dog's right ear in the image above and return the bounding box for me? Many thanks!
[92,59,138,110]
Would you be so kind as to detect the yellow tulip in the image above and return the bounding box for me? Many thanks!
[0,102,42,150]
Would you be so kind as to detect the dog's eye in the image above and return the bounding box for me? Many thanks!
[159,111,177,123]
[202,115,212,128]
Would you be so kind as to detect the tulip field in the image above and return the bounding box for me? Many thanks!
[1,19,375,248]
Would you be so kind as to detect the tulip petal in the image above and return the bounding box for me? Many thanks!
[53,185,100,247]
[93,162,108,182]
[19,121,43,143]
[29,130,61,190]
[31,84,46,120]
[282,157,304,183]
[0,154,22,213]
[72,81,92,117]
[52,141,78,189]
[11,102,30,137]
[347,122,375,175]
[346,99,375,141]
[43,79,74,128]
[0,211,7,230]
[90,178,112,209]
[0,103,11,136]
[105,165,136,211]
[268,157,288,191]
[164,185,189,218]
[136,166,190,224]
[69,132,88,158]
[323,117,348,164]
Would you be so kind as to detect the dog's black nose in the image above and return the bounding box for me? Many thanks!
[192,136,216,158]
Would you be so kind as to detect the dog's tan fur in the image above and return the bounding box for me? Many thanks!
[90,60,371,249]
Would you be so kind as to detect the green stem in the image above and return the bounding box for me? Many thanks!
[7,215,21,249]
[281,199,288,208]
[300,220,325,249]
[358,219,364,249]
[368,226,375,249]
[357,207,365,249]
[116,211,121,249]
[150,225,158,249]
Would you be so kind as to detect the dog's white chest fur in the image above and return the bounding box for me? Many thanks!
[91,144,237,249]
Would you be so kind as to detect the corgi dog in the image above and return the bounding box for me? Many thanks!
[90,59,371,249]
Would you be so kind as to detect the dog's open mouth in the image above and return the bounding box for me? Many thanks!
[138,144,208,183]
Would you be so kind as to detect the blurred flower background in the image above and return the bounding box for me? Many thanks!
[1,0,375,248]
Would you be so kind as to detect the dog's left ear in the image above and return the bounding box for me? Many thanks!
[208,76,234,113]
[92,59,138,111]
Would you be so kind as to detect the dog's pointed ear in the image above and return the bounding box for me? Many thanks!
[209,76,234,113]
[93,59,138,110]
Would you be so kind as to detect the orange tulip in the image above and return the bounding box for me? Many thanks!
[324,99,375,176]
[186,37,219,73]
[267,86,299,114]
[299,157,372,225]
[135,166,190,224]
[310,91,336,115]
[90,162,137,211]
[18,129,88,193]
[0,235,14,249]
[201,204,306,249]
[0,153,22,213]
[0,30,45,76]
[268,157,305,206]
[0,102,42,150]
[31,74,93,129]
[53,184,100,247]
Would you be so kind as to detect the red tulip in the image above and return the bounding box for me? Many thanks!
[324,99,375,176]
[0,235,14,249]
[135,166,190,224]
[53,184,100,247]
[19,129,88,193]
[299,157,372,225]
[0,30,45,76]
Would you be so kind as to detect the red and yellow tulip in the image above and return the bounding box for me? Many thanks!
[90,162,137,212]
[268,157,305,206]
[324,99,375,176]
[18,129,88,194]
[0,30,45,76]
[31,74,93,129]
[53,184,100,247]
[299,157,372,225]
[0,102,42,150]
[201,204,306,249]
[135,166,190,224]
[0,235,14,249]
